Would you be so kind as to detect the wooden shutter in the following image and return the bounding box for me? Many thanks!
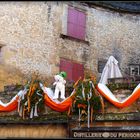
[60,58,84,82]
[67,7,78,38]
[76,11,86,40]
[72,62,84,82]
[67,7,86,40]
[60,59,73,81]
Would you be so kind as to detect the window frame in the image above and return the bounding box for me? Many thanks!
[61,5,89,45]
[129,64,140,76]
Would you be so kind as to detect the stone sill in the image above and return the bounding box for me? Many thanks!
[60,34,90,45]
[1,112,140,125]
[0,114,69,125]
[70,112,140,122]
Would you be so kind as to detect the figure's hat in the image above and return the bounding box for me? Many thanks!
[59,71,67,78]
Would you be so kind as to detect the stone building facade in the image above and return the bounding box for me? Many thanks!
[0,1,140,90]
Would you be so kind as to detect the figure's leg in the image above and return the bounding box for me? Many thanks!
[53,88,59,99]
[60,86,65,99]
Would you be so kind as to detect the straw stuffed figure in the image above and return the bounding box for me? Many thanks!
[53,71,67,100]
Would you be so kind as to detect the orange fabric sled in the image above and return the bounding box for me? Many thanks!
[96,83,140,108]
[44,93,73,112]
[0,96,19,112]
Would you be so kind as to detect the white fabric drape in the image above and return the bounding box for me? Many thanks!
[99,56,123,84]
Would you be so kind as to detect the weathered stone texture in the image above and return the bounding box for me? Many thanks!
[88,7,140,78]
[0,63,25,91]
[0,1,140,89]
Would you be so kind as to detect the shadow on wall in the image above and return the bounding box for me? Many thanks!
[0,63,26,91]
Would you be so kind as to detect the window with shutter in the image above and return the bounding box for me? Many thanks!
[67,7,86,40]
[60,58,84,82]
[72,62,84,82]
[60,59,73,81]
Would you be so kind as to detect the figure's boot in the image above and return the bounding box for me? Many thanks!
[60,87,65,99]
[53,88,59,99]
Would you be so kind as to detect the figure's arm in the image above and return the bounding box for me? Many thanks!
[62,80,66,84]
[53,82,57,86]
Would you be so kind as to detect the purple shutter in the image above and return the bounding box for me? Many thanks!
[76,11,86,40]
[67,7,78,24]
[78,11,86,27]
[67,23,77,38]
[72,62,84,82]
[60,59,84,82]
[67,7,78,38]
[60,59,73,81]
[76,26,86,40]
[67,7,86,40]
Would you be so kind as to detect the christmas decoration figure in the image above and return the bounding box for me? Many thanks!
[53,71,67,100]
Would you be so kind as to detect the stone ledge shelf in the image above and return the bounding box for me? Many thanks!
[60,34,90,45]
[0,114,69,125]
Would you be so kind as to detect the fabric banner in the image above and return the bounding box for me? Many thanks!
[96,83,140,108]
[41,86,75,112]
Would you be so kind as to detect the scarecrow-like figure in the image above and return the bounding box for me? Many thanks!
[53,71,67,100]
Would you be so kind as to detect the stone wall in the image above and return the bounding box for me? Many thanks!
[0,1,140,90]
[88,6,140,78]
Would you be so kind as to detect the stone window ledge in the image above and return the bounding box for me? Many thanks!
[60,34,90,45]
